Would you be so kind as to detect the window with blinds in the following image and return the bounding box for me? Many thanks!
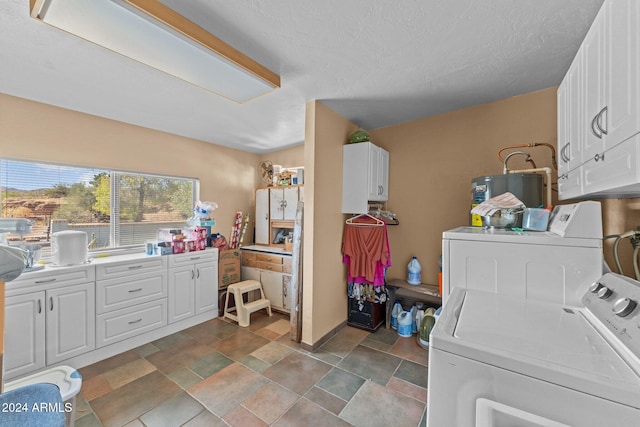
[0,158,197,255]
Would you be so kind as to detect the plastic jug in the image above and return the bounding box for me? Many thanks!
[407,256,422,285]
[415,309,425,336]
[390,302,403,330]
[410,304,418,333]
[397,311,413,337]
[418,314,436,347]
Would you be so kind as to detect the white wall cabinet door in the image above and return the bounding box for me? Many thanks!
[342,142,390,213]
[194,261,218,315]
[4,292,45,379]
[255,188,270,245]
[46,282,95,365]
[605,0,640,151]
[168,264,196,323]
[269,187,298,221]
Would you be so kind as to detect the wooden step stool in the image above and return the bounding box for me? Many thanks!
[223,280,272,327]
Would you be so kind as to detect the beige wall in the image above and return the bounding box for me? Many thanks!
[302,101,358,345]
[0,94,259,243]
[370,88,559,284]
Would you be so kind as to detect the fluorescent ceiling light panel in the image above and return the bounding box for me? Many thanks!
[30,0,280,103]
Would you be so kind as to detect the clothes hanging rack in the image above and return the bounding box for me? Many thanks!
[345,213,385,227]
[367,203,399,226]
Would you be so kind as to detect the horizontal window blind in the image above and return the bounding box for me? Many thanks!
[0,159,197,256]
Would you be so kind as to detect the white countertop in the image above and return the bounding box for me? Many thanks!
[240,245,292,255]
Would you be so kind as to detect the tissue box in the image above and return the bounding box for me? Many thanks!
[522,208,550,231]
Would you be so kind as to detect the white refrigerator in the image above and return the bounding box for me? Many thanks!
[441,201,604,307]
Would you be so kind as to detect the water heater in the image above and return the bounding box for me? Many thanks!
[471,173,543,226]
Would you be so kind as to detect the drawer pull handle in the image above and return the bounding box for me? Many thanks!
[38,299,42,314]
[128,288,143,293]
[35,278,57,284]
[190,257,201,261]
[128,318,143,325]
[128,265,143,270]
[197,269,200,278]
[50,297,54,311]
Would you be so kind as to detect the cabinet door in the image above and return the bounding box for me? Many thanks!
[282,187,298,220]
[255,188,270,245]
[4,292,45,380]
[260,270,284,310]
[241,266,261,281]
[168,265,195,323]
[583,135,640,197]
[195,261,218,315]
[367,145,381,200]
[378,147,389,201]
[605,0,640,149]
[46,282,96,365]
[582,3,607,163]
[558,166,583,201]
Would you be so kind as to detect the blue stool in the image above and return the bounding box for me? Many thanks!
[0,383,66,427]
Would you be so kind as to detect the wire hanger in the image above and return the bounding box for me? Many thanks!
[346,213,385,227]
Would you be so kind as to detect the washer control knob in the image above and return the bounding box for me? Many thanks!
[613,298,637,317]
[597,286,613,299]
[589,282,604,293]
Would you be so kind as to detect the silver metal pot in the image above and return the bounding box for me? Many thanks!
[482,209,523,229]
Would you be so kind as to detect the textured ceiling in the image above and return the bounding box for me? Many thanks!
[0,0,604,153]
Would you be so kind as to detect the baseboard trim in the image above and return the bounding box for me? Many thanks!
[300,320,347,352]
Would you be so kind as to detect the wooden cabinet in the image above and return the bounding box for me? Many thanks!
[342,141,390,214]
[557,0,640,200]
[4,266,95,380]
[240,249,292,312]
[168,250,218,323]
[254,186,302,246]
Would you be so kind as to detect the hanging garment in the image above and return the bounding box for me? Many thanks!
[342,222,391,285]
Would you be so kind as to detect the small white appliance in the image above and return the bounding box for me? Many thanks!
[427,273,640,426]
[51,230,88,266]
[441,201,604,306]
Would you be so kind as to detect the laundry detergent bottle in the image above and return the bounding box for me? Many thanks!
[407,256,422,285]
[390,301,403,330]
[397,310,413,337]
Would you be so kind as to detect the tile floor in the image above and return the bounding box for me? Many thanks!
[73,312,429,427]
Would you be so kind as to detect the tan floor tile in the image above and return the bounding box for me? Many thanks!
[145,339,217,374]
[79,350,141,380]
[320,327,369,358]
[81,375,112,402]
[386,377,427,403]
[215,331,270,360]
[262,352,332,395]
[242,382,299,424]
[341,380,425,427]
[264,319,291,335]
[188,363,269,417]
[254,328,282,340]
[273,398,351,427]
[223,406,269,427]
[250,341,293,365]
[90,371,181,427]
[388,337,428,366]
[102,357,156,389]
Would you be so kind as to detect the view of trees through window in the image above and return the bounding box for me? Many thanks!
[0,159,196,255]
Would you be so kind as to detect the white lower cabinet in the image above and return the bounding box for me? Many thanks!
[96,299,167,348]
[4,280,95,380]
[168,251,219,323]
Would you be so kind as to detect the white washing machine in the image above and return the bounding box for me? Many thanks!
[442,201,604,306]
[427,273,640,426]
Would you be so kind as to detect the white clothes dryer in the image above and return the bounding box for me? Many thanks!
[427,273,640,426]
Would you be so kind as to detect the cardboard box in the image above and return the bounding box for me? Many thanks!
[218,249,241,289]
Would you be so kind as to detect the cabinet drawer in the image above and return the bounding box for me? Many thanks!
[241,252,257,267]
[97,257,166,280]
[96,271,167,314]
[9,265,95,294]
[167,249,218,268]
[96,299,167,348]
[256,253,283,264]
[257,261,283,272]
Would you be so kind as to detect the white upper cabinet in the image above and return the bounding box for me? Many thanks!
[558,0,640,200]
[270,187,299,221]
[255,188,270,245]
[342,142,390,214]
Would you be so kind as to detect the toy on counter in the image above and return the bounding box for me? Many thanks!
[187,200,218,228]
